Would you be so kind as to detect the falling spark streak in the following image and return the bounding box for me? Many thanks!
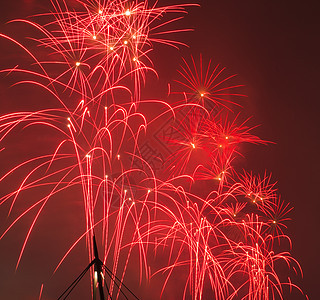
[0,1,304,299]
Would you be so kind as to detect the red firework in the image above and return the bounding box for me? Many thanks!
[0,1,304,299]
[174,55,246,109]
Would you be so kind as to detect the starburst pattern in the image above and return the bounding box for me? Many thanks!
[0,1,304,299]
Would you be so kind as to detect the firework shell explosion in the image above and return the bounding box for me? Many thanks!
[0,1,305,299]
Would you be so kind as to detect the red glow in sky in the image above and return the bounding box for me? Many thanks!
[0,1,318,299]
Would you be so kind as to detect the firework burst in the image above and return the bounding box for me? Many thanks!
[0,1,305,299]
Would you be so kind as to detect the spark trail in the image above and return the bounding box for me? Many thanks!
[0,1,304,299]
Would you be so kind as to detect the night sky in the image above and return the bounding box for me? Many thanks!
[0,0,319,299]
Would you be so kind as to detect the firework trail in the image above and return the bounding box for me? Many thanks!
[0,0,304,299]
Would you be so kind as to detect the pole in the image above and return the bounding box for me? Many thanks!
[93,235,105,300]
[57,234,140,299]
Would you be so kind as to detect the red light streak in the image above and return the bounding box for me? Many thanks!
[0,1,305,299]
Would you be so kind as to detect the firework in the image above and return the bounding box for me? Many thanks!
[0,1,304,299]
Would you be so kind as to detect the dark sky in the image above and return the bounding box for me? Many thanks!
[0,0,319,299]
